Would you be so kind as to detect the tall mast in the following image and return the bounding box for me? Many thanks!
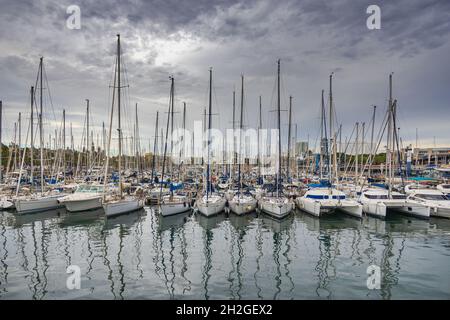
[117,34,123,198]
[160,78,173,197]
[135,103,140,173]
[86,99,90,172]
[30,87,34,184]
[39,57,44,194]
[320,90,325,179]
[369,105,376,177]
[287,95,292,183]
[277,59,281,197]
[238,75,244,194]
[202,107,206,166]
[206,68,213,199]
[170,76,174,178]
[355,122,359,178]
[63,109,66,182]
[18,112,21,171]
[232,90,236,180]
[387,73,393,196]
[258,96,262,182]
[151,111,159,183]
[361,122,365,178]
[329,73,337,183]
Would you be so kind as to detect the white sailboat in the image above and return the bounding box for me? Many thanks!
[102,34,144,217]
[15,57,64,214]
[259,60,293,219]
[229,75,257,215]
[157,76,191,217]
[58,184,103,212]
[359,187,429,219]
[358,74,429,219]
[296,74,362,217]
[196,68,226,217]
[405,184,450,218]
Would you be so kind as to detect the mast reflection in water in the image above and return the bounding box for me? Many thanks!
[0,208,449,299]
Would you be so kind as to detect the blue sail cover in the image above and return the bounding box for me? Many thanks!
[170,183,184,191]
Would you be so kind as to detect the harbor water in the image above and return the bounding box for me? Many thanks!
[0,208,449,299]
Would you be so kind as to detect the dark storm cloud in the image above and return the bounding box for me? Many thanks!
[0,0,449,149]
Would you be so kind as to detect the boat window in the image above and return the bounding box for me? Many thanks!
[332,195,346,200]
[306,195,328,200]
[364,194,388,199]
[417,194,448,201]
[391,195,406,199]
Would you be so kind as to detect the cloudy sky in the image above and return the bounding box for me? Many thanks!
[0,0,449,154]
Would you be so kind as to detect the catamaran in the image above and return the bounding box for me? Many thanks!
[404,184,450,218]
[296,74,362,218]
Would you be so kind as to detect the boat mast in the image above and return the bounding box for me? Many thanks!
[206,68,213,199]
[170,77,174,179]
[39,57,44,194]
[117,34,123,198]
[160,77,173,198]
[63,109,65,182]
[276,59,281,197]
[369,105,376,177]
[232,90,236,181]
[18,112,21,172]
[387,73,393,197]
[151,111,159,183]
[30,87,34,185]
[287,95,292,183]
[238,75,244,195]
[86,99,90,173]
[320,90,325,179]
[329,73,338,183]
[355,122,359,179]
[258,96,262,183]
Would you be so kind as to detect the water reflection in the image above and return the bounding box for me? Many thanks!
[0,206,449,299]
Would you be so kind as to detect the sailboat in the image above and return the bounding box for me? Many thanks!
[102,34,144,217]
[15,57,64,214]
[196,68,226,217]
[58,101,104,212]
[229,75,257,215]
[358,74,429,219]
[296,74,362,218]
[157,76,191,216]
[259,60,294,219]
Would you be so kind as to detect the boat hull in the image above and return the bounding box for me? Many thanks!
[259,199,292,219]
[159,202,191,217]
[197,198,226,217]
[61,196,103,212]
[103,198,144,217]
[297,198,362,218]
[15,195,64,214]
[229,198,257,215]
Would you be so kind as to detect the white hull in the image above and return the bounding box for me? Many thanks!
[61,196,103,212]
[159,202,191,217]
[197,197,226,217]
[103,198,144,217]
[15,195,64,214]
[297,197,362,218]
[393,202,430,218]
[430,206,450,219]
[229,198,257,215]
[259,198,293,219]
